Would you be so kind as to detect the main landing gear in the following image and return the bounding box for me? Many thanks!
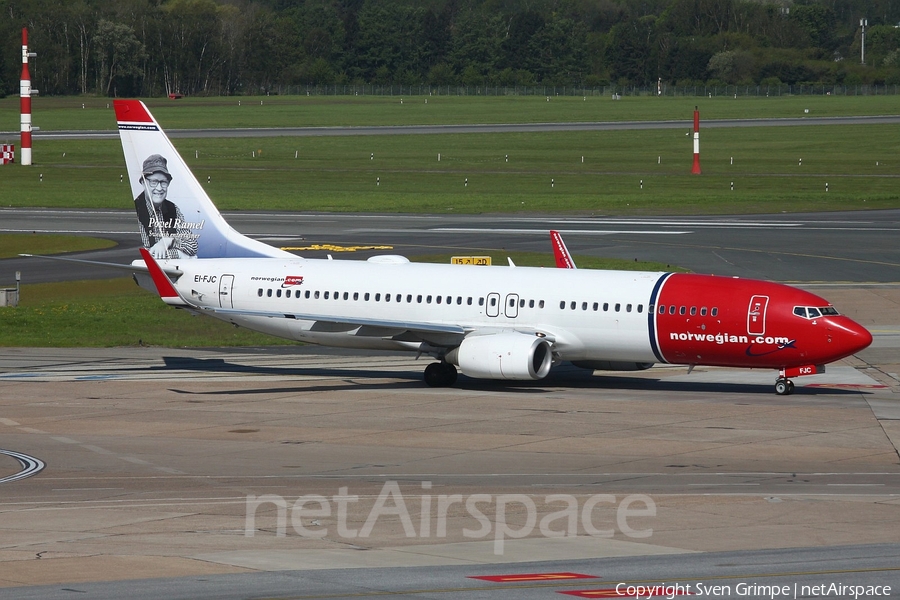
[774,378,795,396]
[424,362,457,387]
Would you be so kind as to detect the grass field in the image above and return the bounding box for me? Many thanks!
[1,94,899,131]
[0,233,116,259]
[0,252,673,347]
[1,123,897,214]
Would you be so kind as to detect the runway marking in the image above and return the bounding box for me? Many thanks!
[471,572,598,583]
[281,244,394,252]
[0,449,45,485]
[0,419,20,427]
[433,228,690,235]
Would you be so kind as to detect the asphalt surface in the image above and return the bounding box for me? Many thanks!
[3,545,898,600]
[2,209,900,285]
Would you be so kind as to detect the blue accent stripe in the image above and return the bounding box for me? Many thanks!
[648,272,673,363]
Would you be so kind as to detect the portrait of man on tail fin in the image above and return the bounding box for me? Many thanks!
[134,154,199,259]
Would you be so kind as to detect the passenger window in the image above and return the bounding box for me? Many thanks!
[407,294,413,303]
[364,293,370,301]
[700,307,707,316]
[539,300,545,308]
[637,304,643,313]
[679,306,686,315]
[305,290,311,299]
[479,298,484,306]
[490,297,497,307]
[267,289,273,297]
[582,302,588,310]
[592,302,598,311]
[258,288,263,297]
[427,295,432,304]
[603,302,609,311]
[711,307,718,317]
[690,306,696,316]
[560,301,565,309]
[467,297,473,305]
[417,295,422,303]
[529,299,535,308]
[808,307,821,318]
[457,297,463,305]
[648,304,654,314]
[626,304,632,312]
[669,306,676,315]
[323,291,329,299]
[436,296,442,304]
[615,303,621,312]
[446,296,452,304]
[519,299,525,308]
[385,294,391,302]
[570,301,576,310]
[314,291,320,299]
[353,292,359,301]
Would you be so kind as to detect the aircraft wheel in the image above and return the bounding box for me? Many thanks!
[775,378,791,396]
[787,380,795,394]
[424,362,457,387]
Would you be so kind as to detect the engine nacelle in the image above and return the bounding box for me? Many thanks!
[572,361,654,372]
[447,332,553,380]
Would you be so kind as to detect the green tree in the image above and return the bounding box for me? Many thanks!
[93,18,145,96]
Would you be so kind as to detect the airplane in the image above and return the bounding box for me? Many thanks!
[31,100,873,395]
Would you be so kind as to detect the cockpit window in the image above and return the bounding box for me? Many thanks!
[794,306,839,319]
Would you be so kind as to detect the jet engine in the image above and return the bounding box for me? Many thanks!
[446,332,553,380]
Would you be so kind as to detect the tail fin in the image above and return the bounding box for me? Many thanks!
[114,100,292,260]
[550,230,577,269]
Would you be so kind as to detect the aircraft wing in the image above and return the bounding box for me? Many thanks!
[208,305,468,337]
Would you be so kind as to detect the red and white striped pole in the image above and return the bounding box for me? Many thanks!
[20,28,33,166]
[691,105,701,175]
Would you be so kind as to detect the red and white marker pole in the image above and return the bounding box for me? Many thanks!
[20,28,33,166]
[691,105,701,175]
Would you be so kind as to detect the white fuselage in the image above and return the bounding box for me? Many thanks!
[169,256,663,363]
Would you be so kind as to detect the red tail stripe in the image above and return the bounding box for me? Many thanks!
[114,99,153,123]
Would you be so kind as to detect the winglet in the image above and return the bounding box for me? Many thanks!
[550,230,577,269]
[140,248,189,306]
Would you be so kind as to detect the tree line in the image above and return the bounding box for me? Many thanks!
[1,0,899,98]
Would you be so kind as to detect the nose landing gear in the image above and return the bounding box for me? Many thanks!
[774,378,795,395]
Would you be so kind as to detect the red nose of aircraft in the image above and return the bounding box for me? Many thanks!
[823,316,873,362]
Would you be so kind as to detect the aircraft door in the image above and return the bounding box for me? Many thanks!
[747,295,768,336]
[219,274,235,308]
[505,293,519,318]
[486,292,500,317]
